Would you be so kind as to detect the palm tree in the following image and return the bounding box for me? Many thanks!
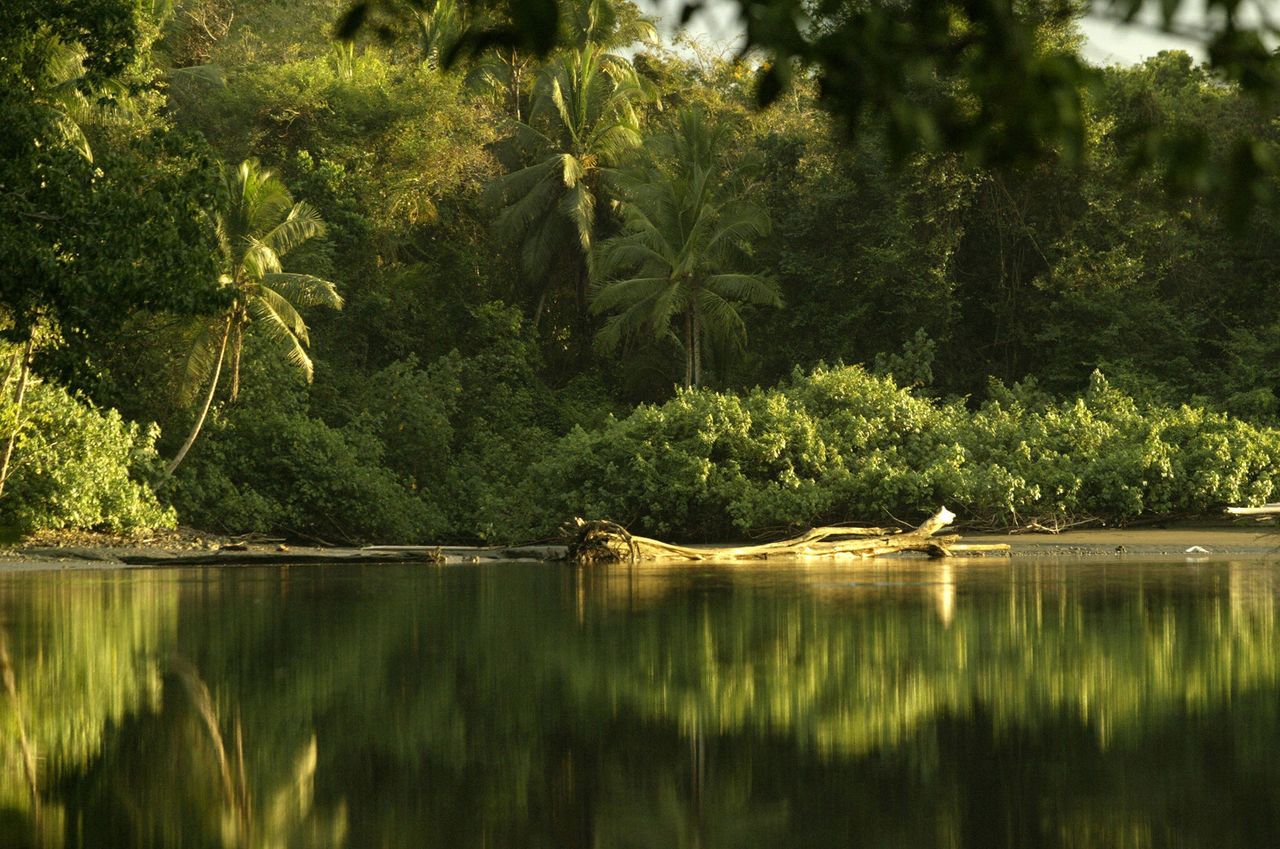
[29,38,98,161]
[414,0,466,71]
[467,43,537,120]
[562,0,657,51]
[488,35,651,333]
[591,107,781,388]
[165,159,343,476]
[465,0,654,120]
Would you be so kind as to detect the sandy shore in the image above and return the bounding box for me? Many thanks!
[0,522,1277,571]
[964,525,1280,560]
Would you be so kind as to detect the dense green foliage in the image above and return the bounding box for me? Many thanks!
[0,377,175,534]
[0,2,225,342]
[4,0,1280,539]
[517,366,1280,539]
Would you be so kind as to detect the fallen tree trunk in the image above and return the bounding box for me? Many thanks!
[1226,503,1280,517]
[567,507,1009,566]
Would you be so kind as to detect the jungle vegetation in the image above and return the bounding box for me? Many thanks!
[3,0,1280,541]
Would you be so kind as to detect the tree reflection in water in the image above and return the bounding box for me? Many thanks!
[1,559,1278,848]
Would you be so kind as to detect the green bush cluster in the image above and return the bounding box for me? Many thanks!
[170,303,557,543]
[0,382,175,534]
[959,372,1280,526]
[514,366,1280,540]
[168,398,434,543]
[58,349,1280,543]
[12,352,1280,544]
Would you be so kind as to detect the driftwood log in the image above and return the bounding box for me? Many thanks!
[1226,503,1280,517]
[567,507,1009,566]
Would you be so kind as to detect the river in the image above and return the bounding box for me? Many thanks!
[1,557,1278,847]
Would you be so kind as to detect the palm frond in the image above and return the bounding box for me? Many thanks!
[234,160,295,236]
[254,285,311,346]
[593,296,663,353]
[593,311,633,354]
[696,288,749,348]
[510,119,556,152]
[248,299,315,382]
[520,213,570,279]
[703,202,772,258]
[593,281,680,353]
[260,201,327,258]
[560,182,596,251]
[548,76,577,142]
[705,273,782,307]
[37,105,93,162]
[648,276,689,330]
[416,0,465,67]
[260,273,344,309]
[489,153,558,200]
[242,239,283,279]
[595,235,671,280]
[599,53,644,85]
[619,183,682,245]
[589,275,670,313]
[492,164,560,243]
[560,152,585,188]
[169,64,226,87]
[588,120,644,162]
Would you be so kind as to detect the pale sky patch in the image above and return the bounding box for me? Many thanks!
[641,0,1218,66]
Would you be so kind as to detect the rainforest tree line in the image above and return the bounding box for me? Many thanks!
[3,0,1280,541]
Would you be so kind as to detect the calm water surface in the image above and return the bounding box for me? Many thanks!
[2,557,1279,848]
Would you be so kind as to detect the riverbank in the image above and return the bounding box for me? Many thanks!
[0,527,560,569]
[0,520,1277,570]
[964,524,1280,559]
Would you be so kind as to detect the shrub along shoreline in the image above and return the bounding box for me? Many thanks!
[8,361,1278,544]
[514,366,1280,541]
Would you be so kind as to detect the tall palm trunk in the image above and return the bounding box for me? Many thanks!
[693,328,703,388]
[683,310,694,389]
[692,299,703,389]
[574,259,592,365]
[0,333,37,499]
[165,318,232,477]
[532,288,548,330]
[229,325,243,402]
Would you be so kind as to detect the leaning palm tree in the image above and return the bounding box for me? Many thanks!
[488,38,650,330]
[591,107,781,388]
[165,159,343,476]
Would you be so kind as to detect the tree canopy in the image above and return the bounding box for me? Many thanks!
[336,0,1280,221]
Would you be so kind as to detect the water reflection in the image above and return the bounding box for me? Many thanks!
[1,559,1278,848]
